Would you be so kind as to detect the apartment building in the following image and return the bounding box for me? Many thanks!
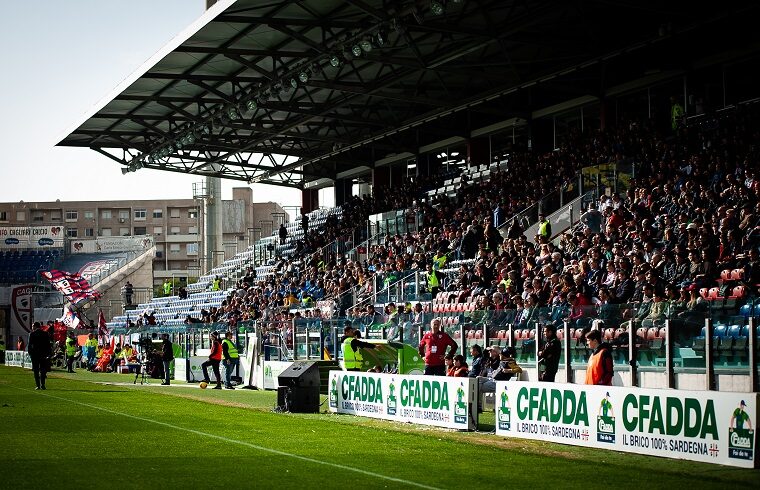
[0,187,288,285]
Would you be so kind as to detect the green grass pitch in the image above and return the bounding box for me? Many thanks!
[0,366,757,489]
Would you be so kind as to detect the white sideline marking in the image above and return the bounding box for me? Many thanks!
[18,387,441,490]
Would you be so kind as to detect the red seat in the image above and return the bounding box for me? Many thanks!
[730,286,746,299]
[658,327,667,339]
[556,329,565,341]
[647,327,658,340]
[466,330,475,339]
[720,269,733,281]
[708,287,721,300]
[636,327,648,340]
[527,329,536,340]
[474,330,483,339]
[497,330,506,339]
[614,327,626,340]
[699,288,709,300]
[453,331,461,339]
[603,328,615,341]
[731,269,745,281]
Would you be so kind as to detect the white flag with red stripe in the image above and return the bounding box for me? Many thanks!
[98,309,109,343]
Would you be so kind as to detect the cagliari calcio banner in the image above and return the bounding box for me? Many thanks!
[495,381,757,468]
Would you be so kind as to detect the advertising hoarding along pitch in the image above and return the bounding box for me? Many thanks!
[494,381,757,469]
[329,371,477,431]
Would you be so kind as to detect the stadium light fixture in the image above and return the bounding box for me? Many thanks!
[375,30,387,47]
[245,99,257,112]
[351,44,362,57]
[360,39,373,52]
[330,54,342,67]
[121,167,130,175]
[290,77,298,89]
[298,70,310,83]
[186,132,196,144]
[430,1,445,15]
[227,106,241,121]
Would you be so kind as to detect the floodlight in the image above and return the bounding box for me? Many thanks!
[330,54,341,67]
[290,77,298,89]
[360,39,372,52]
[121,167,130,175]
[431,1,445,15]
[246,99,257,111]
[298,71,309,83]
[227,106,240,120]
[351,44,362,57]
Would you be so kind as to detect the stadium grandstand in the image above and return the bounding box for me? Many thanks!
[50,0,760,383]
[3,0,760,477]
[52,0,758,394]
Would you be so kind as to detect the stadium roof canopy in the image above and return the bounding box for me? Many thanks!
[58,0,760,188]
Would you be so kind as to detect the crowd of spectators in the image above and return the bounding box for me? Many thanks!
[185,104,759,356]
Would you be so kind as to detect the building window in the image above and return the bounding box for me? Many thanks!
[134,227,146,235]
[67,228,78,238]
[153,209,163,219]
[188,209,198,219]
[134,209,147,220]
[153,226,163,236]
[84,211,94,220]
[169,244,181,254]
[170,208,180,218]
[188,226,198,235]
[32,212,44,222]
[101,210,112,219]
[119,227,129,236]
[16,211,25,221]
[119,210,129,220]
[50,211,61,221]
[85,228,94,237]
[187,243,198,256]
[0,211,7,221]
[65,211,78,221]
[101,228,112,237]
[170,227,180,235]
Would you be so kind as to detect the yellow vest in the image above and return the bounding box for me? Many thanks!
[342,337,362,370]
[222,339,239,359]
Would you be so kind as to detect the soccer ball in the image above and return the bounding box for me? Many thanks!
[200,381,208,389]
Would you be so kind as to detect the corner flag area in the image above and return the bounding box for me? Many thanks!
[0,366,756,489]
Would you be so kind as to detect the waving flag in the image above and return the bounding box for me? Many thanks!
[98,309,110,343]
[59,304,81,329]
[42,270,101,305]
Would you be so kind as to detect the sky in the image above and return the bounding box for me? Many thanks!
[0,0,313,208]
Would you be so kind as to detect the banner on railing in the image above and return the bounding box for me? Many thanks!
[0,226,64,249]
[263,361,292,390]
[10,285,33,339]
[70,236,154,254]
[494,381,758,469]
[329,371,477,430]
[5,350,31,368]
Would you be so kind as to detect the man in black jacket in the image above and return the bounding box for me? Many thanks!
[161,334,174,385]
[538,324,561,382]
[28,322,52,390]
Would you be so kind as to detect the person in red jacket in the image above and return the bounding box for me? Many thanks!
[418,318,458,376]
[201,331,223,389]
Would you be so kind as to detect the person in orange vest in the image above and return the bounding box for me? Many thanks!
[584,329,613,385]
[201,331,223,389]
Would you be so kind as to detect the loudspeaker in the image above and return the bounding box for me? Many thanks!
[278,361,320,388]
[277,361,320,413]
